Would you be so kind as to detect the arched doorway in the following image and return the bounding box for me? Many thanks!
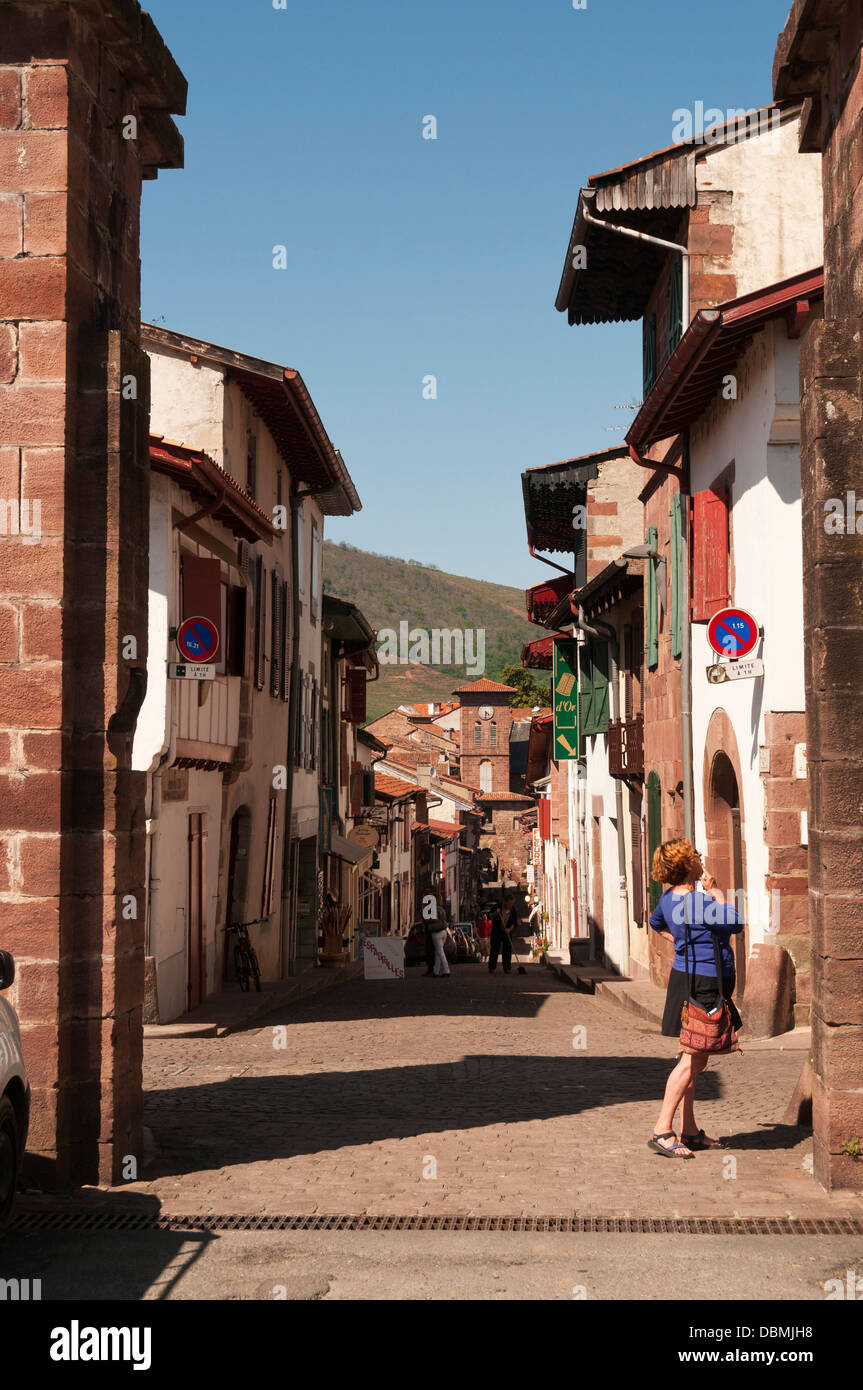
[704,748,748,1000]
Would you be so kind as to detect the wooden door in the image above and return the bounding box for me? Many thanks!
[188,813,207,1011]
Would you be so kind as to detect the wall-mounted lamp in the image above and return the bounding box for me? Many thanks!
[622,544,667,620]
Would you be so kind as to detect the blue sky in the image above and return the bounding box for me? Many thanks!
[141,0,794,589]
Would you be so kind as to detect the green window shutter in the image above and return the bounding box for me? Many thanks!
[646,526,659,669]
[579,640,595,737]
[647,771,662,911]
[667,256,683,357]
[643,313,657,397]
[592,637,610,734]
[671,492,683,659]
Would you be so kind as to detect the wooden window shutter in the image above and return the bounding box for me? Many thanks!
[646,526,659,669]
[643,312,657,397]
[671,491,684,658]
[339,718,348,785]
[227,585,247,676]
[591,637,610,734]
[579,641,595,738]
[538,798,551,840]
[623,625,633,719]
[631,812,644,926]
[280,581,290,702]
[346,667,366,725]
[261,797,278,919]
[270,572,282,698]
[181,554,222,638]
[252,555,266,690]
[350,760,363,816]
[667,255,683,357]
[311,676,319,770]
[691,486,730,622]
[647,771,662,911]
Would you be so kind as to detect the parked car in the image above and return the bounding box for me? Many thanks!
[0,951,29,1230]
[452,923,482,963]
[404,923,456,967]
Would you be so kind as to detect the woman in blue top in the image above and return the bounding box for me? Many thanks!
[647,837,743,1159]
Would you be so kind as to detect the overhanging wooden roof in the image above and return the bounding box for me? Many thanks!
[555,105,803,325]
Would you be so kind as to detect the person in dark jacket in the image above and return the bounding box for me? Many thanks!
[488,892,517,973]
[647,838,743,1159]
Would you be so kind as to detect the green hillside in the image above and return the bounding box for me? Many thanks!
[323,541,544,721]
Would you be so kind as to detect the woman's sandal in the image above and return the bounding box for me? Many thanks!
[647,1131,694,1159]
[681,1129,726,1151]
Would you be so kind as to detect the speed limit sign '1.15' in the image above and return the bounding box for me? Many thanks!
[707,607,760,660]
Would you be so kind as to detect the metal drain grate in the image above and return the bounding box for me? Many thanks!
[8,1212,863,1236]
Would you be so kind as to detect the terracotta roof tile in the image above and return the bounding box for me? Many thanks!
[374,773,418,800]
[451,678,516,695]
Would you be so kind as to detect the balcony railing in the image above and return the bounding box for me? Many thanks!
[608,714,644,780]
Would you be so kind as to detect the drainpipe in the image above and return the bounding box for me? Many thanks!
[574,602,630,975]
[581,205,690,338]
[280,486,303,977]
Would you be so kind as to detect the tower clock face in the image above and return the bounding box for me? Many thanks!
[478,705,494,721]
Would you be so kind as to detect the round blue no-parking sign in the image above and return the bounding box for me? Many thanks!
[176,616,220,664]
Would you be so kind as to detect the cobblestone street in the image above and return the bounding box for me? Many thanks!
[121,964,863,1221]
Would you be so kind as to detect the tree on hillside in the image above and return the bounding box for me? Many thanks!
[501,664,552,709]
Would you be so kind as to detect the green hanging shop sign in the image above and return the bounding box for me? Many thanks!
[553,638,579,761]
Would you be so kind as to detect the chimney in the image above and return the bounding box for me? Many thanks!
[416,764,433,788]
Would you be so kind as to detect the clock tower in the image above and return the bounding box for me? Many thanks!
[454,678,517,796]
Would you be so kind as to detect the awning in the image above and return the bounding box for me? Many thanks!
[330,834,373,869]
[150,437,276,543]
[522,635,557,669]
[522,454,611,556]
[526,575,573,627]
[627,267,824,451]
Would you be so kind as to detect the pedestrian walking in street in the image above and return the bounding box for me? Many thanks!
[476,909,491,960]
[647,838,743,1159]
[488,892,517,973]
[430,917,452,977]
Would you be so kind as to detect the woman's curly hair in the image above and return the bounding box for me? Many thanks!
[651,837,701,887]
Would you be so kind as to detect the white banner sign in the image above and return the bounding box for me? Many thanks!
[363,936,405,980]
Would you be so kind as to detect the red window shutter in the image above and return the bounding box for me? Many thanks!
[346,667,367,725]
[691,486,729,622]
[181,555,222,652]
[538,798,551,841]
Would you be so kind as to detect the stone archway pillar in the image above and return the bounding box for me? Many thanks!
[0,2,186,1186]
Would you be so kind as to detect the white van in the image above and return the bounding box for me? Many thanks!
[0,951,29,1229]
